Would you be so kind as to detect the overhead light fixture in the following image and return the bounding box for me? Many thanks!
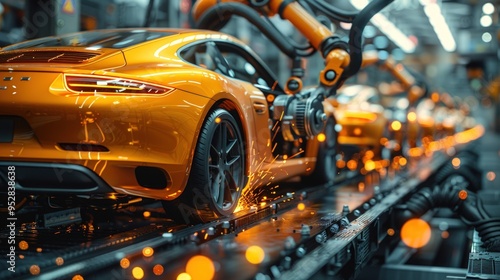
[482,32,492,43]
[349,0,416,53]
[420,0,456,52]
[482,3,495,15]
[480,15,493,27]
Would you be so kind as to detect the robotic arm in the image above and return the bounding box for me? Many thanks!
[193,0,393,89]
[362,50,427,104]
[192,0,393,140]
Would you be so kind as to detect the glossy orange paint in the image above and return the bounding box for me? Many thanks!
[0,29,323,203]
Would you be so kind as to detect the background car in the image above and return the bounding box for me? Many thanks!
[327,84,388,168]
[350,55,429,158]
[0,28,337,223]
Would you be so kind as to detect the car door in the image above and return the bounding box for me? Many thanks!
[213,41,285,156]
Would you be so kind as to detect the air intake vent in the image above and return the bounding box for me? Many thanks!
[0,51,99,64]
[58,143,109,152]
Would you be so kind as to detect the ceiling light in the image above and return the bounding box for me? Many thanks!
[482,3,495,15]
[340,22,352,30]
[420,0,456,52]
[349,0,416,53]
[480,15,493,27]
[482,32,492,43]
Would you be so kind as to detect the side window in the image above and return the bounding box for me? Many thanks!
[179,42,229,75]
[215,42,278,91]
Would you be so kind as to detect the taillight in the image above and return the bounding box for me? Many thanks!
[64,74,174,95]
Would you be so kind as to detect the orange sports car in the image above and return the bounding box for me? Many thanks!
[328,84,387,156]
[0,28,337,223]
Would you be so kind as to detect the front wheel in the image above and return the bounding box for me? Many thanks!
[163,107,245,224]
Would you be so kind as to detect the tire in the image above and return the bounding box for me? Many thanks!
[305,117,338,184]
[163,108,245,224]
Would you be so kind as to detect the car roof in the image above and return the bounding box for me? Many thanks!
[1,28,234,51]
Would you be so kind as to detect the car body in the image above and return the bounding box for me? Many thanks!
[328,84,387,154]
[0,28,337,223]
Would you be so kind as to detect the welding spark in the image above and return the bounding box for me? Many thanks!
[288,149,305,159]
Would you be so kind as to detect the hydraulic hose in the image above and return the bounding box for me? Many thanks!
[400,174,500,252]
[194,2,298,58]
[343,0,394,79]
[433,150,482,192]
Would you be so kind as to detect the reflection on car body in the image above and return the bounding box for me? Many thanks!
[0,28,338,223]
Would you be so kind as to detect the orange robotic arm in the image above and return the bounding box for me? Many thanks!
[192,0,393,140]
[361,50,425,103]
[361,51,415,89]
[192,0,350,88]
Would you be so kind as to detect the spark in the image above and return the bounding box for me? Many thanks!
[288,149,305,159]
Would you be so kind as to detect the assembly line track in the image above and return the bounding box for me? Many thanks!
[1,171,362,280]
[2,144,459,280]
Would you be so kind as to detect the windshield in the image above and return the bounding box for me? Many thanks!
[3,30,176,51]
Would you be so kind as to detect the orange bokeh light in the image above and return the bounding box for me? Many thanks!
[407,112,417,122]
[142,247,154,257]
[297,203,306,211]
[177,273,192,280]
[132,267,144,280]
[317,133,326,143]
[364,160,375,171]
[391,121,402,131]
[458,190,468,200]
[486,171,496,181]
[365,150,374,159]
[186,255,215,280]
[266,94,275,102]
[55,257,64,266]
[400,218,432,249]
[347,160,358,170]
[19,240,29,250]
[431,92,440,103]
[120,258,130,269]
[452,157,461,168]
[245,245,265,264]
[358,182,365,192]
[353,127,362,136]
[153,264,164,276]
[30,265,41,275]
